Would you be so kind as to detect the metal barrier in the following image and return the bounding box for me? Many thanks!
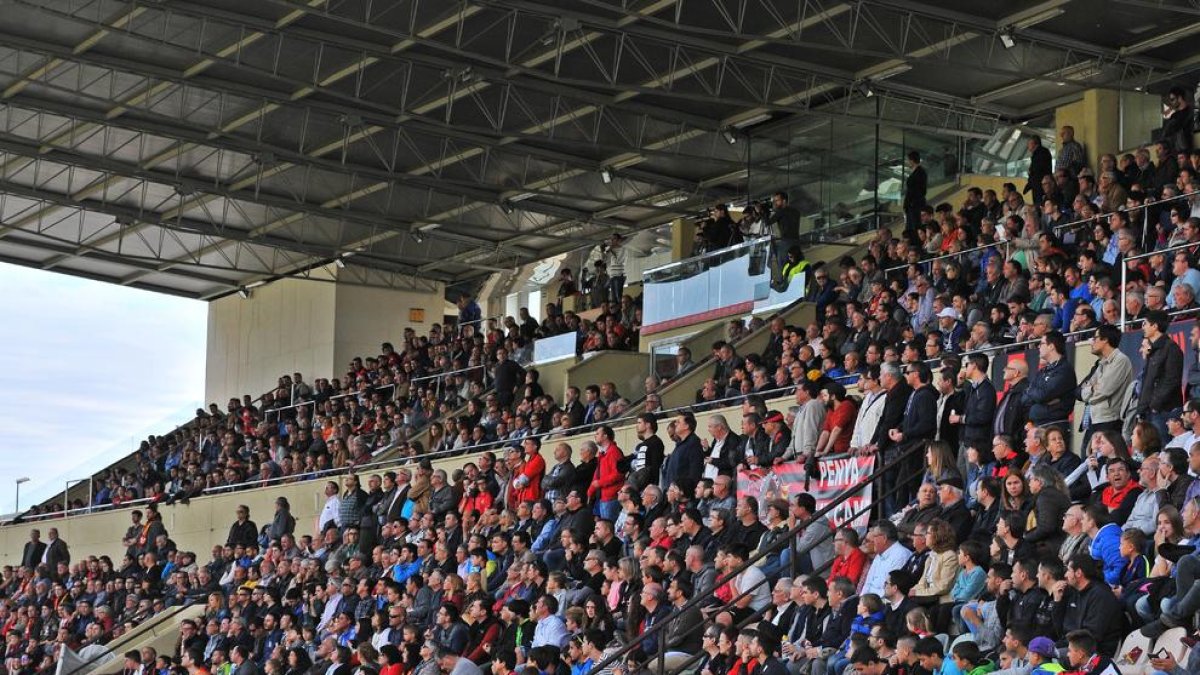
[587,442,926,675]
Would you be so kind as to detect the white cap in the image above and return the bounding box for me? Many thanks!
[937,307,959,320]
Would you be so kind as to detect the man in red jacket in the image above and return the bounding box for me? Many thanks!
[588,425,625,520]
[512,437,547,504]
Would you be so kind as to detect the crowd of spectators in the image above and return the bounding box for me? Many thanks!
[6,107,1200,675]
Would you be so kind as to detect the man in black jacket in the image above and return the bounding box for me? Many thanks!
[227,505,258,548]
[1051,554,1125,657]
[701,414,742,478]
[1023,331,1077,428]
[903,151,927,241]
[936,477,974,545]
[999,559,1052,638]
[20,529,45,570]
[492,347,526,409]
[621,413,663,490]
[952,354,997,477]
[661,413,704,495]
[887,362,937,513]
[994,360,1030,445]
[1138,310,1184,441]
[1024,136,1053,203]
[873,363,913,517]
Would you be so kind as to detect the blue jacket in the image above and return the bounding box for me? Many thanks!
[1023,358,1077,425]
[1089,523,1124,586]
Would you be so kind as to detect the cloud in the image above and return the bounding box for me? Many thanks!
[0,263,206,509]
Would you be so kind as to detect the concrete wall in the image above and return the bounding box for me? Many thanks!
[566,351,650,404]
[205,276,444,405]
[534,357,575,404]
[205,277,337,406]
[332,282,446,377]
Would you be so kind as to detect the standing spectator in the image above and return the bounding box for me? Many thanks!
[1161,86,1195,153]
[268,497,295,543]
[887,363,938,511]
[787,381,826,463]
[1078,325,1134,452]
[43,527,69,571]
[602,234,627,305]
[660,413,702,496]
[904,152,928,241]
[588,425,624,521]
[1138,310,1184,441]
[227,506,258,548]
[492,348,526,410]
[1057,126,1086,179]
[1023,331,1076,429]
[1024,136,1053,204]
[951,354,997,478]
[769,191,801,274]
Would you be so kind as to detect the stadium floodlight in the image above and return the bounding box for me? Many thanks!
[14,477,29,515]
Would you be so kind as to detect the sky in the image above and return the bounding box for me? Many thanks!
[0,262,207,513]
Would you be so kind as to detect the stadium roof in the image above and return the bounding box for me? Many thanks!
[0,0,1195,299]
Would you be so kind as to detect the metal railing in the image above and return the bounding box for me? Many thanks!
[884,240,1010,274]
[643,236,773,279]
[1120,238,1200,327]
[588,442,925,675]
[1050,187,1200,234]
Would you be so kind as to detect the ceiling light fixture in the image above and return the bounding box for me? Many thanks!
[411,231,424,244]
[721,127,738,144]
[500,201,516,214]
[600,167,613,184]
[237,288,250,299]
[999,30,1016,49]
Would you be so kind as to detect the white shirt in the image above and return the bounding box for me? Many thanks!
[861,541,913,597]
[850,391,885,449]
[704,435,728,480]
[319,496,341,532]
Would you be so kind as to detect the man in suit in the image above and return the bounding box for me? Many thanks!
[21,529,45,570]
[44,528,70,576]
[872,363,913,517]
[1024,136,1053,204]
[903,151,928,241]
[562,386,585,428]
[994,358,1030,446]
[934,366,965,449]
[701,414,742,478]
[886,362,937,514]
[661,413,703,495]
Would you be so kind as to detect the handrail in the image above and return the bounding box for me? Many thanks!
[1119,237,1200,327]
[12,298,1111,525]
[641,452,913,675]
[266,383,397,416]
[1051,187,1200,233]
[884,240,1009,273]
[642,236,772,278]
[409,364,488,384]
[587,442,925,675]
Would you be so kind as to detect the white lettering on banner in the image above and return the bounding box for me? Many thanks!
[735,455,875,529]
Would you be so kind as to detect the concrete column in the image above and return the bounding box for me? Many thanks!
[1055,89,1121,167]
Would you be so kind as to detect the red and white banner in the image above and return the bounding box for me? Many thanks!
[736,454,875,530]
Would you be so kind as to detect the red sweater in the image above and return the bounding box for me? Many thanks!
[829,548,867,585]
[512,452,546,504]
[589,444,625,502]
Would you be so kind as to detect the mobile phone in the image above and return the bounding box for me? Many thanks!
[1152,648,1168,659]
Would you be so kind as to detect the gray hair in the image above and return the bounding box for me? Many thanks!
[880,363,901,381]
[709,414,729,431]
